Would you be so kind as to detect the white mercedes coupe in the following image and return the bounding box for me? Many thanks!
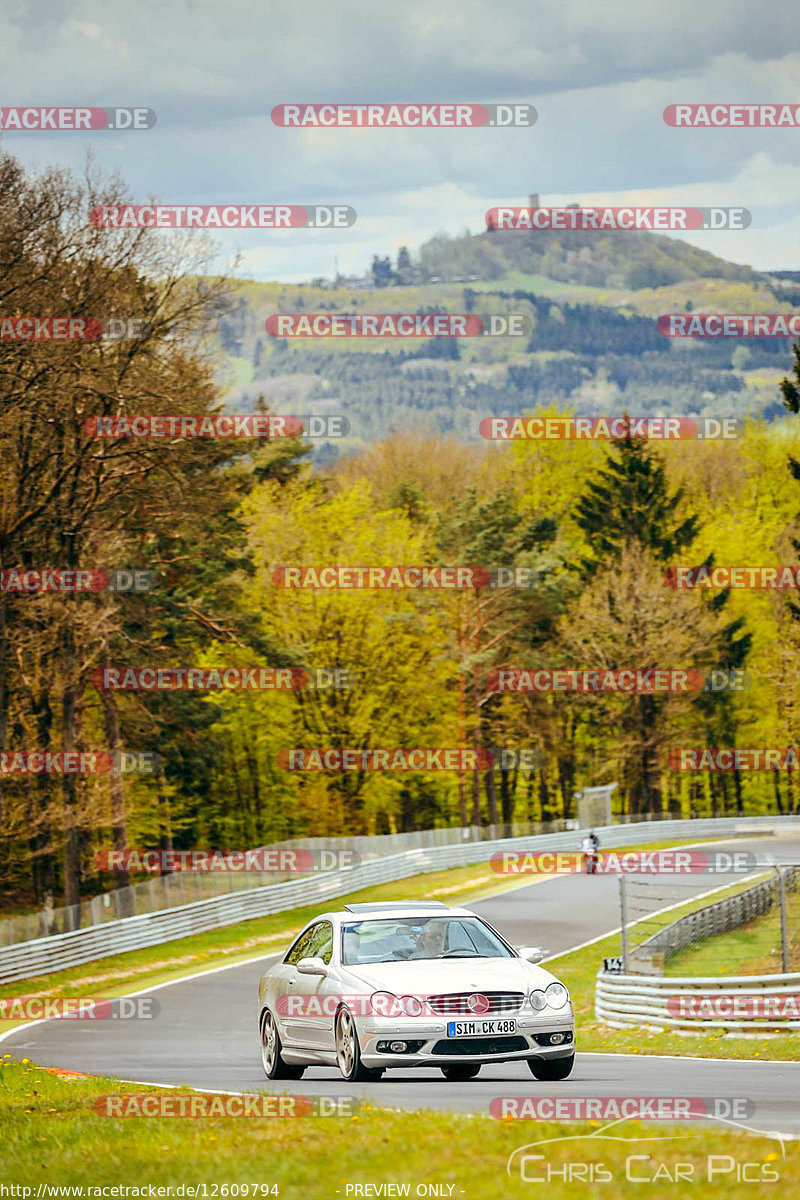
[257,902,575,1082]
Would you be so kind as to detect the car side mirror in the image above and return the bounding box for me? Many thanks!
[297,956,328,976]
[518,946,545,964]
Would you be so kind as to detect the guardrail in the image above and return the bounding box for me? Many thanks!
[596,969,800,1032]
[2,814,799,984]
[630,867,799,972]
[12,808,786,945]
[3,819,567,944]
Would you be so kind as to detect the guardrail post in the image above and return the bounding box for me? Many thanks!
[776,866,789,973]
[619,876,629,972]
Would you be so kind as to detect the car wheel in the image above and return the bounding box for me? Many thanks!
[440,1064,481,1081]
[335,1007,382,1082]
[260,1008,305,1080]
[527,1053,575,1081]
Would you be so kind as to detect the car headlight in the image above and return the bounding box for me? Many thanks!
[370,991,401,1017]
[546,982,569,1008]
[529,989,547,1010]
[400,994,423,1016]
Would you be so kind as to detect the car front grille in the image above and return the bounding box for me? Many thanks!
[426,990,524,1016]
[432,1036,528,1056]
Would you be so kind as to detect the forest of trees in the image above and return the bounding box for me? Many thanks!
[3,151,800,921]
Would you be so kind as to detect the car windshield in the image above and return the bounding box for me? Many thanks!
[341,916,514,964]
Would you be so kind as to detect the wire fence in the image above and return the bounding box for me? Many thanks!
[619,865,799,975]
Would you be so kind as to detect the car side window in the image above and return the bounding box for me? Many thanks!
[307,921,334,964]
[284,924,317,965]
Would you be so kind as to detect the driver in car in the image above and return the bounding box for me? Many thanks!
[408,919,448,959]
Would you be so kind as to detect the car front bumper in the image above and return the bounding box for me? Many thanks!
[356,1013,575,1067]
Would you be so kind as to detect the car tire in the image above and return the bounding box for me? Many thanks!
[440,1064,481,1081]
[335,1007,383,1082]
[260,1008,305,1080]
[527,1053,575,1081]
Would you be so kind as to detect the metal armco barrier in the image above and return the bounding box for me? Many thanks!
[2,815,799,983]
[596,969,800,1032]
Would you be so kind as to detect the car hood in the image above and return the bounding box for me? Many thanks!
[341,957,560,994]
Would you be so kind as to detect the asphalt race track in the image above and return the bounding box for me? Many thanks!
[4,835,800,1135]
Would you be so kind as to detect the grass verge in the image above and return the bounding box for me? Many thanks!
[0,1058,794,1197]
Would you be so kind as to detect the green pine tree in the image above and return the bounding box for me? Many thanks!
[575,432,699,575]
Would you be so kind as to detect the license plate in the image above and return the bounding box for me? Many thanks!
[447,1019,516,1037]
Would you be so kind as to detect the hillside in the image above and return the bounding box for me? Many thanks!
[419,226,762,291]
[214,227,798,455]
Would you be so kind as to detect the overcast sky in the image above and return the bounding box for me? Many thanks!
[1,0,799,281]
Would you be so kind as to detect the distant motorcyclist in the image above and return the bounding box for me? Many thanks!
[581,829,600,875]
